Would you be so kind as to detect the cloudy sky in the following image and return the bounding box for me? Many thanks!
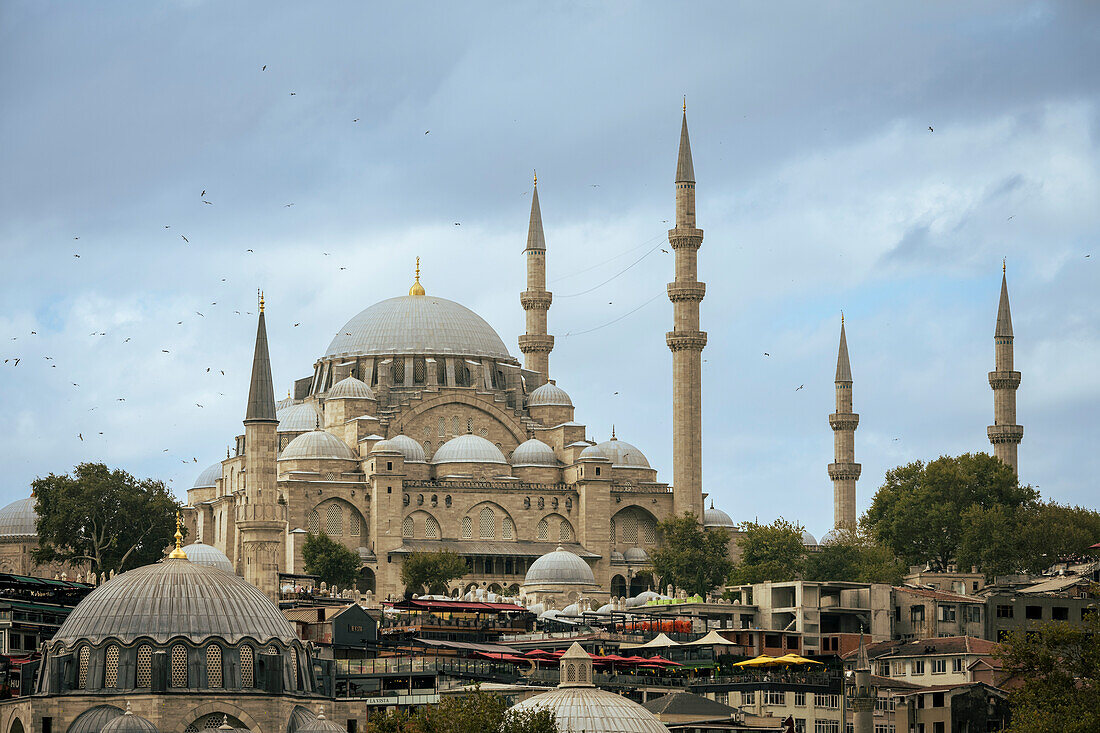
[2,2,1098,538]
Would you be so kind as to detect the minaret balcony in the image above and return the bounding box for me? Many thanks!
[828,463,862,481]
[988,371,1021,390]
[666,331,708,352]
[667,282,707,302]
[829,413,860,431]
[520,291,553,310]
[987,424,1024,443]
[667,230,703,249]
[518,334,554,353]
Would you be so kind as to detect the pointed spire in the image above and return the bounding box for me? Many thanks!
[855,631,870,671]
[526,175,546,252]
[995,268,1013,338]
[835,316,852,382]
[245,296,277,423]
[676,109,695,183]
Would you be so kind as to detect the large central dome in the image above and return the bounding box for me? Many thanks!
[325,295,515,362]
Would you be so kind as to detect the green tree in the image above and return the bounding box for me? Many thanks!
[649,512,733,596]
[803,526,905,584]
[864,453,1036,571]
[729,518,806,584]
[400,550,468,595]
[996,613,1100,733]
[32,462,181,575]
[302,531,360,588]
[1015,501,1100,573]
[365,688,557,733]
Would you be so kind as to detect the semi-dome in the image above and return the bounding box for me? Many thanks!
[528,382,573,407]
[595,437,650,468]
[327,375,375,400]
[52,556,297,645]
[524,546,596,586]
[0,495,38,538]
[191,461,223,490]
[431,434,508,465]
[181,541,234,572]
[277,402,323,433]
[511,439,558,467]
[280,430,357,461]
[324,295,515,362]
[802,530,818,546]
[389,434,427,463]
[623,547,650,563]
[703,505,736,529]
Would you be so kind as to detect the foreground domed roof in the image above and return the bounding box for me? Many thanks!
[0,495,37,538]
[528,382,573,407]
[623,547,650,563]
[524,546,596,586]
[191,461,223,490]
[101,708,159,733]
[595,436,650,468]
[327,375,375,400]
[389,434,427,463]
[511,687,668,733]
[52,557,297,645]
[280,430,357,460]
[277,402,323,433]
[703,505,736,529]
[511,439,558,467]
[181,542,234,572]
[324,295,515,362]
[431,434,508,465]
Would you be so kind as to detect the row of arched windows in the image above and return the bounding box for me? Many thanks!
[74,641,284,690]
[401,509,554,543]
[609,512,658,545]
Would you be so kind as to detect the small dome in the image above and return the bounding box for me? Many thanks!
[703,505,736,529]
[624,547,650,563]
[596,437,650,468]
[280,430,357,460]
[328,376,375,400]
[297,712,344,733]
[181,542,233,572]
[511,439,558,467]
[561,602,580,616]
[802,530,818,546]
[191,461,223,490]
[611,550,625,563]
[389,434,427,463]
[431,434,508,465]
[510,685,667,733]
[101,709,159,733]
[524,546,596,587]
[595,603,614,615]
[277,402,323,433]
[820,529,840,545]
[528,382,573,407]
[0,495,37,538]
[578,444,607,461]
[371,439,400,454]
[68,706,124,733]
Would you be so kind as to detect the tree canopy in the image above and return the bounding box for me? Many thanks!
[803,526,905,584]
[302,531,360,588]
[649,512,733,595]
[400,550,469,595]
[32,462,181,575]
[729,518,806,584]
[365,687,557,733]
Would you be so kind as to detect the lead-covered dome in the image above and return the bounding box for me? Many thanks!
[431,434,508,465]
[389,434,427,463]
[277,402,323,433]
[181,541,234,572]
[191,461,223,490]
[703,505,736,529]
[511,439,558,467]
[595,437,650,468]
[327,376,375,400]
[324,295,515,362]
[280,430,357,460]
[528,382,573,407]
[524,546,596,586]
[0,495,38,538]
[52,557,297,645]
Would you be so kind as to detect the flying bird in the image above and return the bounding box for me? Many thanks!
[181,235,188,243]
[928,126,934,132]
[262,65,266,71]
[424,130,430,134]
[340,267,347,270]
[78,433,83,441]
[162,349,170,353]
[74,236,79,240]
[124,337,131,343]
[293,322,300,327]
[284,203,294,207]
[203,200,213,205]
[764,352,770,357]
[353,118,360,123]
[290,92,296,96]
[164,225,170,229]
[196,403,203,408]
[246,249,254,253]
[74,254,80,258]
[201,190,206,197]
[661,249,668,254]
[795,384,804,391]
[454,222,461,226]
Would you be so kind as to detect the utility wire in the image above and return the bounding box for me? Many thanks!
[549,231,666,285]
[557,242,665,298]
[559,292,664,338]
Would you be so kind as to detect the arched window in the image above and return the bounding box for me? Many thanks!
[451,416,461,434]
[537,518,548,541]
[77,645,90,689]
[424,514,441,540]
[621,515,638,543]
[136,645,153,688]
[402,516,414,538]
[170,644,188,687]
[392,357,405,385]
[206,645,222,688]
[290,646,300,688]
[327,504,342,535]
[566,663,576,682]
[349,512,361,536]
[610,517,616,543]
[559,519,573,542]
[413,357,426,384]
[240,645,254,688]
[437,359,447,386]
[479,507,495,539]
[461,516,472,539]
[438,417,446,437]
[466,417,473,434]
[104,644,120,688]
[306,510,319,534]
[642,518,656,545]
[503,517,515,540]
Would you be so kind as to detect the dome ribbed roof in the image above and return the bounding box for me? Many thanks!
[623,547,650,563]
[0,495,37,538]
[524,546,596,586]
[52,557,297,645]
[820,529,840,545]
[578,445,606,461]
[431,434,508,465]
[277,403,323,433]
[528,382,573,407]
[280,430,357,460]
[328,376,375,400]
[101,710,159,733]
[511,439,558,467]
[595,438,650,468]
[297,713,344,733]
[389,434,427,463]
[68,706,124,733]
[181,542,234,572]
[191,461,223,490]
[802,530,818,546]
[510,687,667,733]
[703,506,736,529]
[324,295,515,362]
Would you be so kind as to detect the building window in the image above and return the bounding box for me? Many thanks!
[467,417,474,433]
[795,720,807,733]
[77,645,90,689]
[559,519,572,542]
[392,357,404,385]
[307,510,319,534]
[350,512,361,536]
[413,357,426,384]
[480,507,496,539]
[438,417,446,437]
[967,605,982,623]
[911,606,925,623]
[241,645,254,688]
[402,516,414,538]
[932,692,945,708]
[931,659,946,674]
[952,657,964,673]
[609,518,616,543]
[996,604,1013,618]
[503,517,514,540]
[451,416,461,434]
[642,519,656,544]
[621,516,637,543]
[794,691,806,706]
[1025,605,1042,620]
[814,721,839,733]
[461,516,473,539]
[566,663,576,682]
[1052,606,1069,621]
[912,660,924,675]
[425,514,441,540]
[206,645,222,688]
[938,605,956,622]
[880,661,891,676]
[171,644,188,687]
[104,645,120,688]
[290,647,299,687]
[814,694,840,709]
[742,690,755,705]
[765,690,786,706]
[327,504,342,535]
[537,518,548,541]
[437,359,447,386]
[136,645,152,688]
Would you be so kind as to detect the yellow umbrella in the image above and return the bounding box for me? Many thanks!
[773,653,824,665]
[732,655,781,667]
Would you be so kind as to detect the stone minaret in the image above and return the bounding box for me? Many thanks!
[829,316,861,530]
[236,293,286,600]
[987,264,1022,474]
[519,173,553,380]
[666,105,706,520]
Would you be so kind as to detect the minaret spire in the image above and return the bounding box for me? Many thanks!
[667,105,707,520]
[519,170,554,380]
[245,292,277,423]
[829,315,860,530]
[988,265,1022,474]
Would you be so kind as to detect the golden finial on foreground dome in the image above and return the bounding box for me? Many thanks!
[169,510,187,559]
[409,256,426,296]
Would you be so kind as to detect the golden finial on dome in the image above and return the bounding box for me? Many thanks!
[409,257,426,296]
[169,510,187,559]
